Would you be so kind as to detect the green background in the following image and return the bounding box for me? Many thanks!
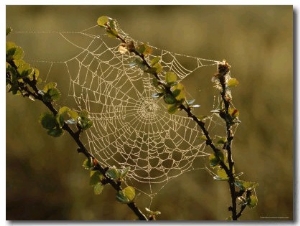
[6,5,293,220]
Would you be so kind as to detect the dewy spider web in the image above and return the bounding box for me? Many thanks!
[13,25,224,199]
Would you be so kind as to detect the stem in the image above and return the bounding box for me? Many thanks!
[114,32,240,219]
[217,63,238,220]
[115,35,232,176]
[38,88,148,220]
[7,63,148,221]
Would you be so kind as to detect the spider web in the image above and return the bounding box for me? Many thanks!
[13,25,226,200]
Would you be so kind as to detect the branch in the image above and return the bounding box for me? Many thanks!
[104,19,243,220]
[6,50,148,221]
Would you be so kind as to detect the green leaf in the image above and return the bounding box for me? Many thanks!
[247,195,258,208]
[130,58,147,70]
[116,186,135,204]
[90,171,103,186]
[79,109,89,118]
[43,82,57,92]
[97,17,119,38]
[105,166,129,181]
[15,60,33,78]
[106,28,118,38]
[213,168,228,181]
[147,56,163,74]
[153,62,163,73]
[108,19,117,31]
[7,83,20,95]
[39,112,57,130]
[209,153,219,167]
[136,43,152,56]
[209,151,224,168]
[172,83,185,101]
[47,127,63,137]
[200,135,207,141]
[6,27,12,36]
[27,67,39,81]
[97,16,110,27]
[228,107,239,118]
[49,88,61,101]
[167,104,178,114]
[150,56,161,66]
[78,110,93,130]
[42,82,61,102]
[164,93,177,104]
[94,182,104,195]
[12,47,24,61]
[6,42,24,61]
[235,180,259,191]
[105,166,120,180]
[57,107,78,127]
[234,180,244,190]
[48,86,61,101]
[58,106,71,115]
[243,181,259,190]
[215,136,227,145]
[68,109,79,119]
[6,41,16,58]
[172,87,187,104]
[56,106,70,127]
[6,64,22,95]
[227,78,239,87]
[43,87,61,102]
[165,72,177,85]
[82,158,93,170]
[172,89,181,98]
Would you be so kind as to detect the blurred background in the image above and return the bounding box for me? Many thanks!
[6,6,293,221]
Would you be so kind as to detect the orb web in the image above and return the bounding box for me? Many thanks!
[13,25,224,199]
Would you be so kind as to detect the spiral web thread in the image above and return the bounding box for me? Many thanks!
[14,25,224,199]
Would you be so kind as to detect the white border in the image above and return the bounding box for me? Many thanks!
[2,2,298,226]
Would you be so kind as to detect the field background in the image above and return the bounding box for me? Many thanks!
[6,5,293,220]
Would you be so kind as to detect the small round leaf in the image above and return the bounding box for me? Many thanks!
[39,112,57,130]
[97,16,110,27]
[94,182,104,195]
[164,93,177,104]
[165,72,177,85]
[247,195,258,208]
[116,186,135,204]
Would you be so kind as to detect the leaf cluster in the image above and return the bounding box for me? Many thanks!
[6,40,41,97]
[209,60,258,217]
[82,159,136,204]
[6,27,147,220]
[6,31,93,138]
[97,17,202,117]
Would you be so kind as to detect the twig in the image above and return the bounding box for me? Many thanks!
[6,59,148,221]
[114,29,240,220]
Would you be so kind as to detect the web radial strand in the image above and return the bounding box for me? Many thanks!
[14,26,221,197]
[74,32,216,196]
